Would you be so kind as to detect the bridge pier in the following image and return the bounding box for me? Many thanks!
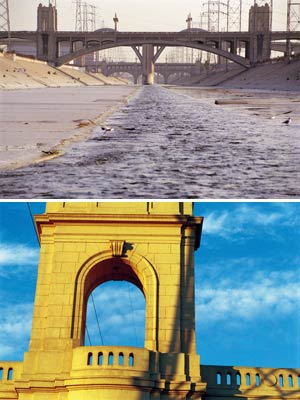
[142,44,155,85]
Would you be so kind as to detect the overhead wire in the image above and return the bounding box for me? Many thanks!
[91,292,104,345]
[26,203,40,247]
[127,282,138,346]
[86,325,92,346]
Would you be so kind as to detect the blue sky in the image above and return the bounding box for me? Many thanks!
[0,202,299,369]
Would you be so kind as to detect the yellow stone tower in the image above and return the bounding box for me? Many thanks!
[15,202,206,399]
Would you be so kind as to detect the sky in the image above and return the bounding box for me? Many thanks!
[9,0,288,32]
[0,201,299,369]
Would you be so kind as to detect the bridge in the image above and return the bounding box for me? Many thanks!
[86,61,202,84]
[0,4,299,84]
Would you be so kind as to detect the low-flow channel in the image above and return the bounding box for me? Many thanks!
[1,85,299,198]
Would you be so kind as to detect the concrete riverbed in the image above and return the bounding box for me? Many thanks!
[0,85,138,170]
[0,84,299,199]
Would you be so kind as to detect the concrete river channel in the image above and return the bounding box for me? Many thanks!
[1,85,299,198]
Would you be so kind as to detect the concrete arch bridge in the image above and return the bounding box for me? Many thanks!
[1,4,299,84]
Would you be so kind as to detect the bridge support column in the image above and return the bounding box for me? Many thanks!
[142,44,155,85]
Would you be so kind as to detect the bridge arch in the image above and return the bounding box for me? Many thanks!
[56,39,250,68]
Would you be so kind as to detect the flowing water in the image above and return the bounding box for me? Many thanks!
[1,85,299,198]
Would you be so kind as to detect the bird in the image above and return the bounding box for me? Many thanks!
[282,117,292,125]
[101,126,114,132]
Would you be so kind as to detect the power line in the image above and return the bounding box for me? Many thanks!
[127,282,138,346]
[86,325,92,345]
[27,203,40,247]
[91,292,104,345]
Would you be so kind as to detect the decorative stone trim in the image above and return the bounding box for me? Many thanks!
[110,240,125,257]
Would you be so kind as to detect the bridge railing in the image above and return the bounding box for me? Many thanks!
[201,365,300,396]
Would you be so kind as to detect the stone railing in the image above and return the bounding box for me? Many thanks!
[0,362,23,385]
[201,365,300,398]
[70,346,157,379]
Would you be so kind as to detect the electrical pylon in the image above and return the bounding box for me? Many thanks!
[0,0,11,49]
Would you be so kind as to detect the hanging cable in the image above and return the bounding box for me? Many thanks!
[127,282,138,346]
[91,292,104,345]
[85,325,92,346]
[27,203,40,247]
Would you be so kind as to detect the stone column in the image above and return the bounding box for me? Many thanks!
[142,44,155,85]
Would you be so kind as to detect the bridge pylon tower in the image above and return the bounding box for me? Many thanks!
[0,0,10,50]
[253,0,273,30]
[12,202,207,400]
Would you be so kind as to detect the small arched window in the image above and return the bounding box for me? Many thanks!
[0,368,3,380]
[246,373,251,386]
[288,375,293,387]
[7,368,13,381]
[216,372,222,385]
[108,352,114,366]
[298,375,300,388]
[236,372,241,386]
[118,353,124,366]
[279,374,284,387]
[98,352,103,366]
[87,352,93,366]
[255,374,260,386]
[226,373,232,385]
[129,353,134,367]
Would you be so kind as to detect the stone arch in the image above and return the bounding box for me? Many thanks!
[71,249,158,351]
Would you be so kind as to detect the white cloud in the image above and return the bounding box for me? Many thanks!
[203,212,230,235]
[0,303,33,359]
[196,269,300,325]
[0,244,39,276]
[202,203,300,239]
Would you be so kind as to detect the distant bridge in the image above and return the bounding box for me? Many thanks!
[86,61,202,84]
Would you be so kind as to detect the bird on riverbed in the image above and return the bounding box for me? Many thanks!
[282,117,292,125]
[101,126,114,132]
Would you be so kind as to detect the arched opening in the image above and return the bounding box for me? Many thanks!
[73,251,158,351]
[279,374,284,387]
[0,368,3,380]
[87,352,93,365]
[108,352,114,366]
[255,373,261,386]
[85,280,146,347]
[118,352,124,366]
[226,372,232,385]
[216,372,222,385]
[129,353,134,367]
[246,373,251,386]
[236,372,241,386]
[7,368,13,381]
[98,352,103,365]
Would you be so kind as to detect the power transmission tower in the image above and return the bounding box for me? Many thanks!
[75,0,83,31]
[227,0,242,31]
[75,1,96,31]
[287,0,300,31]
[0,0,11,49]
[201,0,228,32]
[200,0,242,32]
